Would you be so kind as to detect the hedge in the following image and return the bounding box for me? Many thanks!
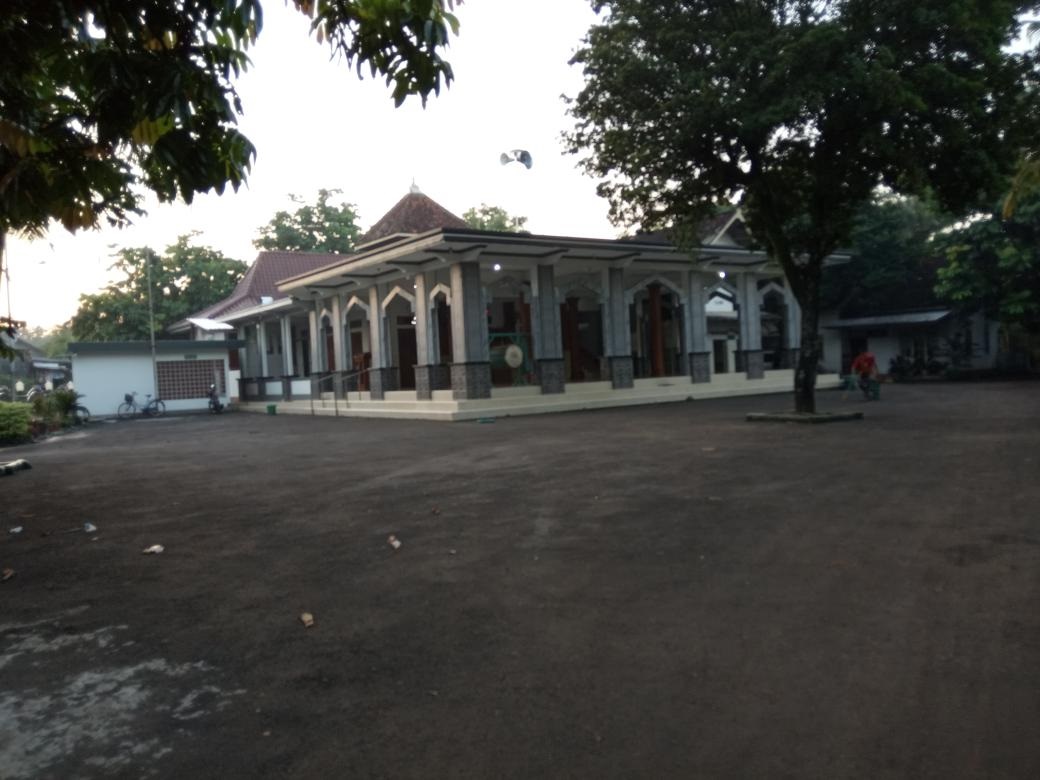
[0,402,32,445]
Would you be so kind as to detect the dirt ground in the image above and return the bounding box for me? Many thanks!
[2,381,1039,779]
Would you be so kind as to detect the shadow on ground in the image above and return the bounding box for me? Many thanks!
[2,382,1039,778]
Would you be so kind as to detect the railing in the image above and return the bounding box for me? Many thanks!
[310,372,337,417]
[308,367,375,416]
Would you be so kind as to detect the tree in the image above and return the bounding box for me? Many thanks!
[936,195,1040,334]
[822,195,947,315]
[566,1,1040,412]
[254,189,361,253]
[21,324,73,357]
[462,204,528,232]
[69,235,246,341]
[1,0,458,352]
[0,1,459,239]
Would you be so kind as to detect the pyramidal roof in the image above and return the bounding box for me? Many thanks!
[358,186,468,246]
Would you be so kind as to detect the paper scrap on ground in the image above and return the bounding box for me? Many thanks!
[299,612,315,628]
[142,544,164,555]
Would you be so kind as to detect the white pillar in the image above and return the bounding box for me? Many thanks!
[784,279,802,349]
[368,285,390,369]
[530,264,563,360]
[414,273,435,365]
[280,315,293,375]
[683,271,710,353]
[738,273,762,351]
[257,322,270,376]
[450,262,489,363]
[602,267,631,357]
[236,326,248,375]
[330,294,345,372]
[308,304,320,375]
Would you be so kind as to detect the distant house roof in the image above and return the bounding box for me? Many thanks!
[0,330,44,359]
[69,340,244,355]
[357,187,468,247]
[174,251,344,330]
[826,310,952,329]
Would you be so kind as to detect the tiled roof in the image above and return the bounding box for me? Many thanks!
[358,190,468,245]
[187,251,344,321]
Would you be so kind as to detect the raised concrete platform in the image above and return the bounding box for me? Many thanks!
[237,371,843,422]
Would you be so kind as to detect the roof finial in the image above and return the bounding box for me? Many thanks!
[409,178,421,194]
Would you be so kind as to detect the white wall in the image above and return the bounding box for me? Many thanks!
[867,336,901,375]
[71,349,231,416]
[72,354,156,417]
[821,329,843,373]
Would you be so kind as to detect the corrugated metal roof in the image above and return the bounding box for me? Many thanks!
[826,310,951,328]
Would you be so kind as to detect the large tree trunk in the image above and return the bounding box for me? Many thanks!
[793,263,822,414]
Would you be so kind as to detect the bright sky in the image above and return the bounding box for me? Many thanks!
[6,0,615,330]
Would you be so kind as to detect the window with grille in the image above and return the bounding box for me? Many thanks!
[157,360,226,400]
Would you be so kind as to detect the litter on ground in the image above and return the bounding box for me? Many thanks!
[142,544,165,555]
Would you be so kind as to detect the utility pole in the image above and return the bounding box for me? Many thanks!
[146,254,159,399]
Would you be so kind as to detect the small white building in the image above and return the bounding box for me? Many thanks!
[68,340,241,417]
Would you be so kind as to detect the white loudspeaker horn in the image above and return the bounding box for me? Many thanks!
[500,149,533,169]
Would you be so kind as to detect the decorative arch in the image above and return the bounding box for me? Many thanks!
[625,274,685,305]
[758,280,786,302]
[707,280,738,302]
[344,295,370,319]
[428,282,451,305]
[382,285,416,313]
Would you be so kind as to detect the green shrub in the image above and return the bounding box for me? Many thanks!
[50,387,80,418]
[0,402,32,445]
[28,387,84,428]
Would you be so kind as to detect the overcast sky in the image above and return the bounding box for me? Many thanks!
[7,0,615,329]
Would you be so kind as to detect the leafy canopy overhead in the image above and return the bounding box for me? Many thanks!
[462,204,528,232]
[254,189,362,253]
[567,0,1040,411]
[822,194,948,316]
[0,0,460,238]
[936,194,1040,333]
[69,235,246,342]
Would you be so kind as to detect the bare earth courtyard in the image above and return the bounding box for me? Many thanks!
[1,382,1038,779]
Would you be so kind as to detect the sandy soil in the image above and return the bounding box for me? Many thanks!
[1,381,1038,779]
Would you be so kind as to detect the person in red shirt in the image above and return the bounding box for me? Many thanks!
[850,350,879,400]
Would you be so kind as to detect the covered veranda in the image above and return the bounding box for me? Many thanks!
[229,227,841,420]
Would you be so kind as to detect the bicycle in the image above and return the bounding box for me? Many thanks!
[117,391,165,419]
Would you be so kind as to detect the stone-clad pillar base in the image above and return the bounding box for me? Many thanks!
[689,352,712,383]
[369,367,400,400]
[741,350,765,379]
[780,348,800,369]
[415,364,450,400]
[537,359,565,394]
[451,361,492,400]
[609,356,634,389]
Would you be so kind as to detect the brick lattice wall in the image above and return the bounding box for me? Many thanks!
[157,360,225,400]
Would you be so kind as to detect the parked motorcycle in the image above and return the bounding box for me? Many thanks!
[207,384,224,414]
